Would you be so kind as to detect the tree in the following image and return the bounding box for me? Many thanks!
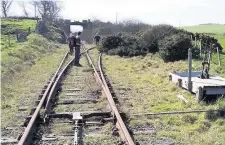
[31,0,61,22]
[19,1,28,17]
[1,0,13,17]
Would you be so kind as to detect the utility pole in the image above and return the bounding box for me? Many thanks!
[35,4,36,17]
[116,12,118,24]
[179,20,180,29]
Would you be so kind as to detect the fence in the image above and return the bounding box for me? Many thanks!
[1,27,33,49]
[191,35,222,66]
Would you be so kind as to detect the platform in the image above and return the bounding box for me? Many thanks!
[169,71,225,101]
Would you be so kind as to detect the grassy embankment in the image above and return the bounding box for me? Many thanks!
[89,25,225,144]
[1,19,68,129]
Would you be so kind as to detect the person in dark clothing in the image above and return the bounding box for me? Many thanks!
[67,33,76,55]
[74,31,82,66]
[94,34,101,45]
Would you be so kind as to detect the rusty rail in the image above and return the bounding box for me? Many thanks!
[44,58,74,119]
[18,45,134,145]
[18,51,69,145]
[85,48,135,145]
[98,53,135,145]
[131,109,224,116]
[44,46,97,119]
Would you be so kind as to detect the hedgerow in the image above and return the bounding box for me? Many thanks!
[99,24,225,62]
[100,34,147,57]
[158,33,192,62]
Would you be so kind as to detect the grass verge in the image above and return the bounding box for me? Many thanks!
[1,47,67,129]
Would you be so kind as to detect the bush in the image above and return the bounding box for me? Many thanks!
[101,35,124,52]
[101,35,147,57]
[142,25,180,53]
[159,33,192,62]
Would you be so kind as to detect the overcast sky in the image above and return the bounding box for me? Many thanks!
[2,0,225,26]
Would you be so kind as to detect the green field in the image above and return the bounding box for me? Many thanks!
[181,24,225,50]
[182,24,225,35]
[1,19,37,49]
[1,18,37,33]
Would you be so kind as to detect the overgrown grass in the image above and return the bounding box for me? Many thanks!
[1,48,67,128]
[1,18,37,34]
[1,19,37,49]
[98,46,225,144]
[1,33,62,82]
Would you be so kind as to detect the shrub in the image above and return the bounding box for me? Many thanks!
[101,35,124,52]
[158,33,192,62]
[192,47,201,59]
[142,25,180,53]
[101,35,147,57]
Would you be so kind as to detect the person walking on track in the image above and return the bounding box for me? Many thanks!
[94,34,101,45]
[74,31,82,66]
[67,32,76,55]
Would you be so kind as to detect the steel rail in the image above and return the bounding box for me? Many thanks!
[44,46,97,117]
[84,47,135,144]
[131,109,224,116]
[44,58,74,118]
[97,53,135,145]
[18,51,69,145]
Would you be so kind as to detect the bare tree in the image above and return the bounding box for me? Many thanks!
[48,1,61,21]
[30,0,61,22]
[19,1,28,17]
[1,0,13,17]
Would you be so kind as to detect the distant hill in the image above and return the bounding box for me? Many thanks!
[199,23,225,25]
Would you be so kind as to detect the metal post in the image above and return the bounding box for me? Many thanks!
[74,120,79,145]
[217,47,221,66]
[73,112,83,145]
[188,48,192,91]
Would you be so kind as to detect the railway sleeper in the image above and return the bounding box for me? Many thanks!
[0,138,18,144]
[48,111,112,120]
[64,88,82,91]
[18,106,29,111]
[56,98,98,105]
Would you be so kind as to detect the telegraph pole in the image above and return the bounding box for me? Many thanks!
[179,20,180,29]
[116,12,118,24]
[35,4,37,17]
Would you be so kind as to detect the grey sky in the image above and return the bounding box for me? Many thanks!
[2,0,225,26]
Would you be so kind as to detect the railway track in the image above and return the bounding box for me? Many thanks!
[2,45,136,145]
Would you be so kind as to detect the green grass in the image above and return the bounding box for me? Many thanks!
[181,25,225,35]
[1,33,63,81]
[1,18,37,34]
[181,24,225,50]
[89,24,225,144]
[1,48,67,129]
[1,18,37,50]
[97,47,225,145]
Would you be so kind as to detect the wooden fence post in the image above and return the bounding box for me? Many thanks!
[8,35,11,46]
[217,47,221,66]
[195,37,197,47]
[199,39,202,57]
